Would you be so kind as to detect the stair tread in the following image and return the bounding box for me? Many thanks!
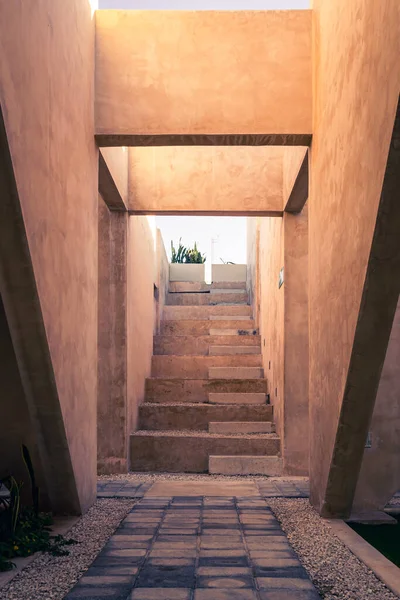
[132,429,279,439]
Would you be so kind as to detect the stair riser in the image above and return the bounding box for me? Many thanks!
[163,305,252,319]
[166,292,248,306]
[153,335,261,356]
[209,346,261,355]
[169,282,247,293]
[208,422,275,434]
[209,456,283,476]
[209,367,264,379]
[161,320,256,335]
[138,405,273,431]
[130,436,280,473]
[145,378,268,403]
[152,356,262,378]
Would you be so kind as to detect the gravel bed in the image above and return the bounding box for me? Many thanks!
[2,498,134,600]
[269,498,398,600]
[132,429,277,438]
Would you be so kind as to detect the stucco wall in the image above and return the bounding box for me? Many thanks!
[129,147,284,214]
[309,0,400,512]
[95,10,311,140]
[97,196,128,474]
[353,299,400,511]
[0,0,98,512]
[127,216,157,434]
[155,228,170,335]
[246,218,261,328]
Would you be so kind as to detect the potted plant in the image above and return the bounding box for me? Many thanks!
[212,258,247,282]
[169,239,206,282]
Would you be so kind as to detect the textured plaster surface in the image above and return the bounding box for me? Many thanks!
[129,147,283,214]
[97,197,128,475]
[127,216,157,434]
[309,0,400,515]
[0,0,98,512]
[99,147,128,210]
[95,10,312,138]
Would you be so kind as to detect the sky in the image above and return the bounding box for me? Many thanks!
[99,0,308,263]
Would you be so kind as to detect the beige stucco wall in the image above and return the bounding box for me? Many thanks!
[0,0,98,513]
[353,299,400,511]
[309,0,400,512]
[246,218,261,328]
[95,10,311,140]
[155,229,170,335]
[127,216,157,434]
[283,147,308,204]
[129,147,284,215]
[100,147,129,206]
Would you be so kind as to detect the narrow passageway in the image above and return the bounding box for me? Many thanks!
[65,490,320,600]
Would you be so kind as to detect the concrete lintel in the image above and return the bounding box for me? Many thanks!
[0,106,81,514]
[98,149,127,211]
[96,133,312,148]
[284,149,309,213]
[327,519,400,598]
[321,97,400,518]
[128,210,284,217]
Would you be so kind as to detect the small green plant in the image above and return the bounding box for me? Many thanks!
[0,446,77,572]
[171,239,206,264]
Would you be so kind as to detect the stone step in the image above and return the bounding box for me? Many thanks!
[130,431,280,473]
[160,319,256,335]
[209,315,252,320]
[151,355,262,378]
[138,403,273,431]
[209,345,261,355]
[209,421,275,434]
[209,367,264,379]
[208,392,267,405]
[209,328,258,336]
[166,292,248,306]
[145,378,268,403]
[163,305,252,320]
[168,281,247,293]
[209,455,283,476]
[153,335,261,356]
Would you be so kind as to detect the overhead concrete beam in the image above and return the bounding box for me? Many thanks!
[321,97,400,518]
[0,106,81,514]
[99,148,128,211]
[128,146,284,215]
[95,10,312,145]
[284,148,308,213]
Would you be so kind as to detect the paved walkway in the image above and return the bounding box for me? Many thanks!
[97,478,310,500]
[66,486,320,600]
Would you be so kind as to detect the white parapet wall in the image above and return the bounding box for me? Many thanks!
[212,264,247,282]
[169,263,205,282]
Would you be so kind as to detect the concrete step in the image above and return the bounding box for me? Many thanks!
[209,328,258,336]
[138,403,273,431]
[130,431,280,473]
[208,393,267,405]
[209,421,275,434]
[163,305,252,319]
[153,335,261,356]
[169,281,247,293]
[153,335,260,356]
[209,367,264,379]
[160,319,256,335]
[152,355,262,378]
[209,315,252,321]
[145,378,268,403]
[166,292,248,306]
[209,455,283,476]
[209,345,261,355]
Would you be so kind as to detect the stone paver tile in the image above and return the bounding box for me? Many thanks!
[197,575,254,588]
[78,575,135,585]
[200,540,245,549]
[130,589,191,600]
[194,590,257,600]
[257,577,317,590]
[251,557,302,568]
[259,591,320,600]
[85,566,139,576]
[149,548,197,558]
[148,558,195,567]
[197,567,252,576]
[101,549,147,558]
[65,586,129,598]
[199,557,249,567]
[200,549,247,558]
[136,565,196,588]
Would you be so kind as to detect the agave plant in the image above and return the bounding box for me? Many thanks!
[171,238,188,263]
[171,239,206,264]
[185,242,206,264]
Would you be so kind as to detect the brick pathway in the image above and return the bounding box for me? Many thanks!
[65,495,320,600]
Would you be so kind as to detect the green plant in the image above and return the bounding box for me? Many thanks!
[171,238,188,263]
[171,239,206,264]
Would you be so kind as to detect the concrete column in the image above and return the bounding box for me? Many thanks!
[97,196,128,474]
[282,206,309,475]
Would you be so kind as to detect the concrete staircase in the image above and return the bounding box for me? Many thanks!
[130,280,282,475]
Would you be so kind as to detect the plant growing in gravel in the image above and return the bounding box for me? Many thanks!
[0,446,77,572]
